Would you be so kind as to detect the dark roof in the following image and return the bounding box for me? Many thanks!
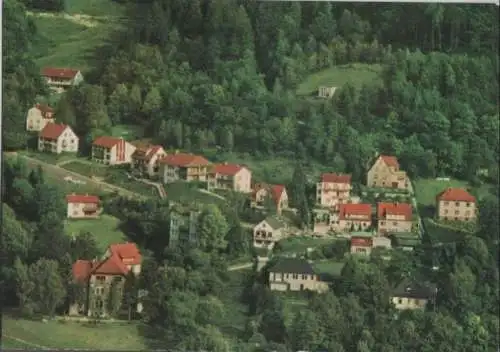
[392,280,437,299]
[264,216,285,230]
[269,258,315,275]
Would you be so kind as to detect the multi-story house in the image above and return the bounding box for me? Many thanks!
[66,194,101,219]
[41,67,84,92]
[435,188,477,222]
[26,104,55,132]
[367,155,410,191]
[252,183,289,215]
[391,280,437,311]
[131,144,166,178]
[350,235,391,255]
[253,216,288,248]
[38,123,79,154]
[268,258,328,293]
[70,243,142,317]
[207,163,252,193]
[103,243,142,275]
[316,173,352,210]
[377,202,413,234]
[160,152,210,183]
[334,203,373,232]
[91,136,137,166]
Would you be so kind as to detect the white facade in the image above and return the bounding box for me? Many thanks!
[38,126,79,154]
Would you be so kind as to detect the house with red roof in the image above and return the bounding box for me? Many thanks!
[66,194,101,219]
[70,242,142,317]
[38,123,79,154]
[316,173,352,209]
[377,202,413,234]
[159,152,211,183]
[350,235,392,255]
[41,67,84,92]
[367,155,410,191]
[207,162,252,193]
[26,103,55,132]
[436,187,477,222]
[333,203,373,232]
[252,183,289,215]
[131,144,166,178]
[91,136,137,166]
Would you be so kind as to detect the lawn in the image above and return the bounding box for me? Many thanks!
[296,63,383,96]
[21,150,78,165]
[164,181,227,206]
[313,260,345,278]
[62,161,157,197]
[277,236,338,254]
[2,315,146,350]
[65,214,126,251]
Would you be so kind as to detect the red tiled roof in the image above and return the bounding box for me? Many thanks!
[377,202,412,221]
[252,183,285,205]
[132,145,164,162]
[436,188,476,203]
[339,203,372,221]
[72,260,93,282]
[92,253,129,276]
[159,153,210,167]
[93,136,123,149]
[210,163,244,176]
[321,173,352,184]
[66,194,100,204]
[39,123,68,139]
[41,67,79,79]
[35,103,53,115]
[271,185,286,204]
[109,243,142,265]
[380,155,400,169]
[351,236,373,247]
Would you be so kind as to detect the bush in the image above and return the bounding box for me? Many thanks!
[319,239,349,260]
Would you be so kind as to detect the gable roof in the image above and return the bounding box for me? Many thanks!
[269,258,315,275]
[66,194,100,204]
[339,203,372,221]
[436,188,476,203]
[320,173,352,184]
[379,155,400,169]
[93,136,123,149]
[271,185,286,203]
[91,253,130,276]
[39,123,68,139]
[132,145,164,162]
[160,153,210,167]
[209,163,245,176]
[262,216,285,230]
[34,103,54,118]
[72,259,93,283]
[108,243,142,265]
[351,236,373,247]
[377,202,412,221]
[42,67,79,79]
[392,280,437,299]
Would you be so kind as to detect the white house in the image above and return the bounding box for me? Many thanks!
[38,123,79,154]
[26,104,55,132]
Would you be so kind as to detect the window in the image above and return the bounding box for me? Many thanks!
[94,287,104,295]
[398,298,403,304]
[466,202,471,207]
[292,274,298,279]
[444,202,449,206]
[455,210,459,215]
[380,221,385,226]
[71,139,75,144]
[465,210,470,216]
[96,275,105,284]
[455,202,460,206]
[301,274,306,280]
[444,210,448,214]
[392,221,397,226]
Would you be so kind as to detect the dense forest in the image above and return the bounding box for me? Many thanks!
[2,0,500,351]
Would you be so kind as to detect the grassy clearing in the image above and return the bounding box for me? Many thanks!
[2,315,146,350]
[1,336,39,349]
[110,124,145,141]
[64,0,125,17]
[296,63,383,96]
[313,260,345,278]
[62,161,157,197]
[165,181,227,206]
[277,236,337,254]
[65,214,126,251]
[218,270,251,339]
[414,178,492,207]
[31,16,113,73]
[282,296,308,326]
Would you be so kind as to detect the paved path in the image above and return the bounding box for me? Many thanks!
[228,262,253,271]
[7,152,146,200]
[199,188,225,200]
